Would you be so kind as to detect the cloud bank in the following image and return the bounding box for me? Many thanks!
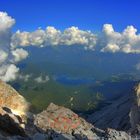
[11,26,97,50]
[101,24,140,53]
[0,12,28,82]
[1,11,140,82]
[11,24,140,54]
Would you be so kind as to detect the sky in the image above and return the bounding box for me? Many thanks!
[0,0,140,32]
[1,0,140,82]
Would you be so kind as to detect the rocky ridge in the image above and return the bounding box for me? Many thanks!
[0,80,139,139]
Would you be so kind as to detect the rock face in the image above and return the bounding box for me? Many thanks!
[129,83,140,133]
[0,80,139,139]
[34,103,97,139]
[105,128,130,140]
[34,103,130,140]
[0,106,26,137]
[87,93,132,131]
[0,80,30,117]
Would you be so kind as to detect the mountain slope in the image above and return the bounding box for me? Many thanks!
[87,92,132,131]
[0,80,139,139]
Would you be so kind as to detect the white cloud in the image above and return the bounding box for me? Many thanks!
[11,48,29,62]
[0,64,19,82]
[0,12,19,82]
[34,75,50,83]
[11,29,46,48]
[101,24,140,53]
[18,74,32,82]
[11,24,140,54]
[61,27,97,49]
[0,12,15,31]
[101,43,120,53]
[44,26,61,46]
[11,26,97,49]
[0,12,25,82]
[0,50,8,64]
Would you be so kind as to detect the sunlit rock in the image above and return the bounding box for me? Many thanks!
[130,83,140,133]
[0,80,30,118]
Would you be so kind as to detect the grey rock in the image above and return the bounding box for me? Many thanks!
[34,103,96,140]
[87,93,132,131]
[130,83,140,133]
[105,128,131,140]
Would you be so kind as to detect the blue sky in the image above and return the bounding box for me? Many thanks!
[0,0,140,32]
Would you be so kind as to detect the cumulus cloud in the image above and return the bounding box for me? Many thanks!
[60,27,97,49]
[11,48,29,62]
[11,26,97,49]
[0,64,19,82]
[0,50,8,64]
[11,29,45,48]
[11,23,140,54]
[101,44,120,53]
[34,75,50,83]
[0,12,27,82]
[0,12,15,31]
[101,24,140,53]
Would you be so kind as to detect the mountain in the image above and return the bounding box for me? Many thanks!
[0,80,139,139]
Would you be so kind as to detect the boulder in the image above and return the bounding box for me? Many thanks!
[105,128,130,140]
[34,103,97,139]
[0,106,26,137]
[0,80,30,118]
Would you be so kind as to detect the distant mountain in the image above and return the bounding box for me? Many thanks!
[22,46,140,80]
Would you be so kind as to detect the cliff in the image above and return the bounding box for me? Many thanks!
[87,92,132,131]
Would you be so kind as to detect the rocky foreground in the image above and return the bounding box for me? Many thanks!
[0,80,140,139]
